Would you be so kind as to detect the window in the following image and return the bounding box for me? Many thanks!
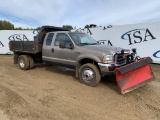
[46,33,54,46]
[69,33,97,46]
[54,33,72,46]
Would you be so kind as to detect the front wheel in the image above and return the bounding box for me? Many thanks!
[79,63,101,86]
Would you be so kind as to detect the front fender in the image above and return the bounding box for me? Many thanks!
[76,54,101,64]
[75,54,101,77]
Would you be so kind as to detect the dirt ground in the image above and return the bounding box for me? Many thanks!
[0,55,160,120]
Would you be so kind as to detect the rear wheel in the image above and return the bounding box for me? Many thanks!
[79,63,101,86]
[13,53,19,64]
[18,55,30,70]
[28,56,35,69]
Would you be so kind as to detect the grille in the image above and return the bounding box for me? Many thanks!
[114,53,126,65]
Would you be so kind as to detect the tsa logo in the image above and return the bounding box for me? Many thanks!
[0,41,4,47]
[33,30,39,35]
[121,28,156,45]
[8,34,29,41]
[153,50,160,58]
[97,40,113,46]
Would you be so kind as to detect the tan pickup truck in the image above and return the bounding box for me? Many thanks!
[9,26,154,94]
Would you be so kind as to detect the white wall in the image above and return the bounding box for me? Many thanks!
[0,30,38,54]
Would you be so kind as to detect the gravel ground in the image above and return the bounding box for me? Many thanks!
[0,55,160,120]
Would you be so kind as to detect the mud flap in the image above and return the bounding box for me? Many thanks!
[116,57,155,94]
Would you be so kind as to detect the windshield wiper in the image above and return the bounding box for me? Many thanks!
[80,43,90,46]
[80,43,97,46]
[88,43,98,45]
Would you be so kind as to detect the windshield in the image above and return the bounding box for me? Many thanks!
[69,33,98,46]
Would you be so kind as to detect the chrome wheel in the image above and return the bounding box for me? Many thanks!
[79,63,101,86]
[18,55,30,70]
[82,69,94,81]
[19,59,25,68]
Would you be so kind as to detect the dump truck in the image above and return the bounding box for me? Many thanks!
[9,26,155,94]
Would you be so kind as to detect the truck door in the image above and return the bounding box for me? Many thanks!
[43,33,78,66]
[50,33,78,66]
[42,33,55,62]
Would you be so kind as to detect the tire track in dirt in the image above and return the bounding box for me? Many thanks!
[0,55,160,120]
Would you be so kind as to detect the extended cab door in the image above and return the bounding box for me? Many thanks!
[42,33,55,62]
[43,32,78,66]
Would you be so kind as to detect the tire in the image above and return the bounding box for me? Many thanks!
[27,56,35,69]
[13,53,19,64]
[18,55,30,70]
[79,63,101,86]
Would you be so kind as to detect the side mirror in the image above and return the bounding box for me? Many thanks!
[59,40,65,48]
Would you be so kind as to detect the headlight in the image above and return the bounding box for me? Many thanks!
[102,55,113,63]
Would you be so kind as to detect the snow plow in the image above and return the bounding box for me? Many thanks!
[116,57,155,94]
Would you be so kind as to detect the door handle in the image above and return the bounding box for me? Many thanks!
[75,51,80,54]
[51,48,54,53]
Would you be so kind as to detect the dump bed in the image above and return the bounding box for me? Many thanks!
[9,41,34,53]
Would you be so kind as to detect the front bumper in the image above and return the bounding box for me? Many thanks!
[98,63,118,75]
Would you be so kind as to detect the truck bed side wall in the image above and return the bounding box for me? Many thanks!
[9,41,34,53]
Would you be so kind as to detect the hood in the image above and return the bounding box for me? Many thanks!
[80,45,123,55]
